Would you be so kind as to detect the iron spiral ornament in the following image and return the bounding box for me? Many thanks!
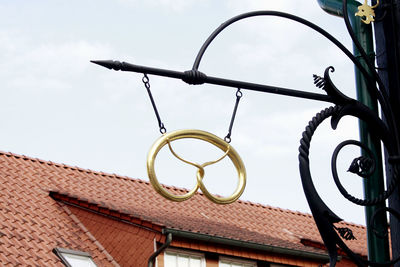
[298,61,399,267]
[331,140,399,206]
[299,105,400,267]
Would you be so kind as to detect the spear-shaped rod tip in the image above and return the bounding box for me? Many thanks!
[90,60,122,70]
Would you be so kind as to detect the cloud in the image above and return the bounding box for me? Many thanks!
[0,31,113,93]
[117,0,202,13]
[225,1,293,13]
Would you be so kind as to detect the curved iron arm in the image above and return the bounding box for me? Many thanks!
[191,10,400,144]
[93,11,379,106]
[192,10,374,78]
[192,10,399,150]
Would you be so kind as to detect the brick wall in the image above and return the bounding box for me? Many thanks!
[168,237,325,267]
[68,206,164,267]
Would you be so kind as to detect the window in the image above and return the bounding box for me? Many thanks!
[53,248,97,267]
[164,248,205,267]
[219,256,257,267]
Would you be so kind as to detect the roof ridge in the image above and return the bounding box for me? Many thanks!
[0,150,144,183]
[0,150,200,194]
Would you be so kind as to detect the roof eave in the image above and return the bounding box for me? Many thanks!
[163,228,331,262]
[49,191,164,233]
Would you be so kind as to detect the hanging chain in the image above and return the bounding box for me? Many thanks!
[141,74,242,139]
[225,88,243,143]
[142,74,167,134]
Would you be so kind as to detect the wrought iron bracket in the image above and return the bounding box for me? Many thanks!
[92,9,400,267]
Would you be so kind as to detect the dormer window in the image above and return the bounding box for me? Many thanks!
[219,256,257,267]
[164,248,205,267]
[53,248,97,267]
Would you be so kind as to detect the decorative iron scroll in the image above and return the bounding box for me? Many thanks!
[296,2,400,266]
[298,104,400,266]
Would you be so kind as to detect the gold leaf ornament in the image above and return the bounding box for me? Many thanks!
[355,0,380,24]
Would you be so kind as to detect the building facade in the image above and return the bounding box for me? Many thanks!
[0,151,367,266]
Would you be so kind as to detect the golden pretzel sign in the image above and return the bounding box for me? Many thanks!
[147,129,246,204]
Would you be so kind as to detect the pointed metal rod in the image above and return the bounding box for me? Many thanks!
[91,60,334,103]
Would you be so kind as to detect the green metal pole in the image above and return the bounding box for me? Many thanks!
[317,0,390,263]
[352,15,390,263]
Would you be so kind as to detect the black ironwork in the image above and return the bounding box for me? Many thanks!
[333,225,356,240]
[347,156,375,178]
[91,59,334,102]
[142,74,166,134]
[92,8,400,267]
[298,105,399,266]
[373,0,400,262]
[225,88,243,143]
[139,70,244,140]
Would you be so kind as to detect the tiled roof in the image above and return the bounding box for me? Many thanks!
[0,152,119,266]
[0,151,368,265]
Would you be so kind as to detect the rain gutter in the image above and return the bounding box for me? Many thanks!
[148,233,173,267]
[163,228,330,262]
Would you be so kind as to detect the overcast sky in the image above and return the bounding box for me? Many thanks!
[1,1,370,224]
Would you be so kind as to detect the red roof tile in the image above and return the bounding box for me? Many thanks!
[0,151,368,265]
[0,152,119,266]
